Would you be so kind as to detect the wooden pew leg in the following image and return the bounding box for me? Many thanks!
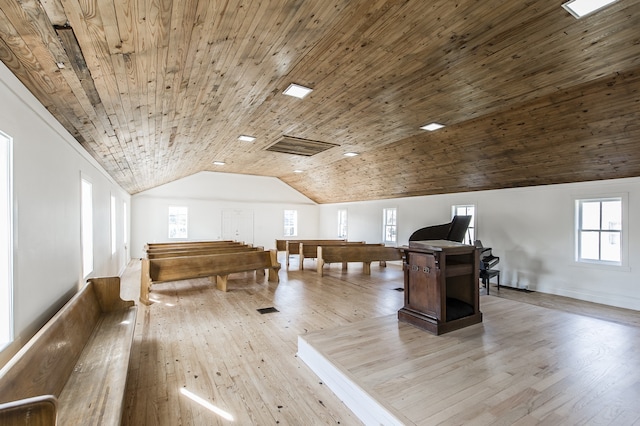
[379,260,387,267]
[140,259,152,305]
[216,275,229,292]
[268,251,280,282]
[318,259,325,277]
[342,262,348,270]
[363,261,371,275]
[256,268,266,278]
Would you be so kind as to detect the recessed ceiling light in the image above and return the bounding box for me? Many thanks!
[238,135,255,142]
[293,170,303,173]
[213,161,225,166]
[420,123,445,131]
[56,62,65,69]
[283,83,313,99]
[562,0,618,18]
[344,152,359,157]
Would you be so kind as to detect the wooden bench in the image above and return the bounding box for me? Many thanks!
[317,244,403,276]
[0,277,137,426]
[298,240,366,270]
[275,239,346,269]
[146,239,237,247]
[144,241,247,253]
[140,249,280,304]
[146,245,259,259]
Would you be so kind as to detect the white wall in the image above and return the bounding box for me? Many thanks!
[130,171,318,258]
[319,178,640,311]
[0,62,131,351]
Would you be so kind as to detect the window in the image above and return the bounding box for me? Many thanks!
[383,208,397,245]
[0,131,12,350]
[283,210,297,237]
[168,206,188,239]
[123,201,127,247]
[338,209,347,239]
[110,195,117,255]
[452,204,475,245]
[576,197,622,264]
[81,178,94,278]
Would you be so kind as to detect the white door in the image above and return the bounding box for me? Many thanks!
[222,209,254,244]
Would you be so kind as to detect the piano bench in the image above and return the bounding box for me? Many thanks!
[480,269,500,295]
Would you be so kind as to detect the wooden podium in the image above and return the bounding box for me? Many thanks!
[398,240,482,335]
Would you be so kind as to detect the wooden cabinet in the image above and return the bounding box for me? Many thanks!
[398,240,482,335]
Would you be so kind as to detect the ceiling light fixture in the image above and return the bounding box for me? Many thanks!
[213,161,225,166]
[293,170,303,173]
[344,152,359,157]
[420,123,445,131]
[283,83,313,99]
[238,135,255,142]
[562,0,618,18]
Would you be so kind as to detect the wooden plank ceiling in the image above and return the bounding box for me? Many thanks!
[0,0,639,203]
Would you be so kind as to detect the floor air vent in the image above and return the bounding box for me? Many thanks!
[266,136,339,156]
[257,307,279,314]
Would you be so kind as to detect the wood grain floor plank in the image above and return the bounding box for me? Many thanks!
[119,257,640,425]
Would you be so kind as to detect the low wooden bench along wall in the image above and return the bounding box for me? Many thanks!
[317,244,403,276]
[0,277,137,426]
[141,249,280,304]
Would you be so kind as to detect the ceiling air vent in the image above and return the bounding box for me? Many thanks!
[266,136,339,156]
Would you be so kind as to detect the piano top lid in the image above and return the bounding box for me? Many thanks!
[406,239,475,252]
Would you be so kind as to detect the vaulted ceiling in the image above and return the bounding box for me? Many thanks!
[0,0,639,203]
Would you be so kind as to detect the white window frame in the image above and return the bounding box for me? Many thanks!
[383,207,397,245]
[452,204,476,245]
[337,209,347,239]
[81,176,94,278]
[168,205,188,239]
[110,195,117,255]
[0,131,13,350]
[575,195,626,267]
[283,209,298,237]
[123,201,128,248]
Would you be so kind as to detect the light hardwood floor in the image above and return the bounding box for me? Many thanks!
[120,257,640,425]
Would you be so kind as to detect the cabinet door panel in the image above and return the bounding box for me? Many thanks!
[407,252,440,318]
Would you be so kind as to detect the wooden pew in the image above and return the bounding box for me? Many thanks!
[317,244,403,276]
[145,240,243,252]
[298,240,366,270]
[140,249,280,304]
[146,245,260,259]
[0,277,137,426]
[276,239,346,269]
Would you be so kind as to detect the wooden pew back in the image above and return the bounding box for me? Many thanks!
[298,241,365,270]
[0,278,137,425]
[148,250,273,282]
[0,282,103,402]
[145,241,244,253]
[146,245,259,259]
[141,249,280,303]
[317,244,403,276]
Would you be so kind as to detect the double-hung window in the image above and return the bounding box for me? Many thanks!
[576,197,622,264]
[168,206,188,239]
[452,204,475,245]
[0,131,12,350]
[284,210,297,237]
[337,209,347,239]
[81,178,94,277]
[383,208,397,245]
